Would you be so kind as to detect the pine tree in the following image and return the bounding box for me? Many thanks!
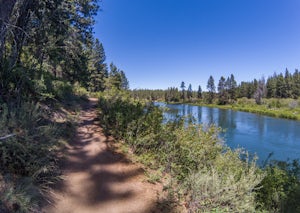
[197,85,202,99]
[284,68,293,98]
[106,63,122,90]
[180,81,186,100]
[266,73,277,98]
[0,0,100,103]
[187,84,193,100]
[276,74,285,98]
[228,74,237,101]
[120,70,129,90]
[104,63,129,91]
[218,76,229,105]
[292,69,300,98]
[89,39,108,92]
[207,75,216,104]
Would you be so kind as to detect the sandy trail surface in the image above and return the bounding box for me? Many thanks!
[43,98,163,213]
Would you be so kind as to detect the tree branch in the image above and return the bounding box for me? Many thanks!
[0,133,16,141]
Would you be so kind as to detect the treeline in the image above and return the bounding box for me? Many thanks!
[0,0,128,106]
[0,1,129,211]
[131,69,300,105]
[131,89,165,100]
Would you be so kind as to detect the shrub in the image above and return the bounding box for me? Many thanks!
[97,92,265,212]
[256,160,300,212]
[289,100,298,109]
[0,102,63,212]
[51,80,73,101]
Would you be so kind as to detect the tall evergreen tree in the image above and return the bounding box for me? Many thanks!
[292,69,300,98]
[120,70,129,90]
[197,85,202,99]
[284,68,293,98]
[266,73,277,98]
[187,84,193,100]
[228,74,237,101]
[238,81,251,98]
[276,74,285,98]
[218,76,229,105]
[180,81,186,100]
[106,63,121,90]
[105,63,129,90]
[207,75,216,104]
[89,39,108,92]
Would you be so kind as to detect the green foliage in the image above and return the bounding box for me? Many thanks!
[187,84,193,100]
[197,85,202,99]
[0,175,40,213]
[131,89,165,101]
[97,93,300,212]
[186,152,263,213]
[104,63,129,91]
[207,76,216,104]
[0,102,66,212]
[98,91,146,138]
[200,98,300,121]
[88,39,108,92]
[50,81,73,101]
[256,160,300,212]
[228,74,237,101]
[0,0,102,102]
[218,76,229,105]
[145,168,164,184]
[97,92,265,212]
[165,87,181,102]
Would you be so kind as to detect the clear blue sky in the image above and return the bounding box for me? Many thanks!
[94,0,300,90]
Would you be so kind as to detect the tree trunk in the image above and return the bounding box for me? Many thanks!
[9,0,35,69]
[0,0,17,65]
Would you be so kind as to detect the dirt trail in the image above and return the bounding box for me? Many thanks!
[43,98,163,213]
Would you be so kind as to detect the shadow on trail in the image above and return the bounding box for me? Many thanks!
[44,100,175,213]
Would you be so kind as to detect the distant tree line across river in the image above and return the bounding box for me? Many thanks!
[131,69,300,105]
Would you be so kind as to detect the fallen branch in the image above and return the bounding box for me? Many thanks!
[0,134,16,141]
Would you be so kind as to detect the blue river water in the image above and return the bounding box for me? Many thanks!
[156,102,300,164]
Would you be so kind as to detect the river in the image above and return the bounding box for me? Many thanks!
[156,102,300,164]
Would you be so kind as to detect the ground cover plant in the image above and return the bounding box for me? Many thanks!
[0,80,85,212]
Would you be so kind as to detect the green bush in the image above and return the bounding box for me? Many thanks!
[51,80,73,101]
[186,159,262,212]
[0,102,63,212]
[97,92,266,212]
[256,160,300,212]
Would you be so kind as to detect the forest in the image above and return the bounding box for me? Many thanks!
[1,0,300,212]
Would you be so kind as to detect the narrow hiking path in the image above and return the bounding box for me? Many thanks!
[43,98,163,213]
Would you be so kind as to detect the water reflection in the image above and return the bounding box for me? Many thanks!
[197,107,202,123]
[157,102,300,164]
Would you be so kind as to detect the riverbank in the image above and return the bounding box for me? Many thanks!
[165,98,300,120]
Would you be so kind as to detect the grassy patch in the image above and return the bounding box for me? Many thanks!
[0,96,80,212]
[189,98,300,120]
[144,168,164,184]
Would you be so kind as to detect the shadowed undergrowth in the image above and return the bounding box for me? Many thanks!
[0,97,80,212]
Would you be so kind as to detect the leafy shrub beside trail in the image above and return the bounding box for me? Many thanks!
[97,91,267,212]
